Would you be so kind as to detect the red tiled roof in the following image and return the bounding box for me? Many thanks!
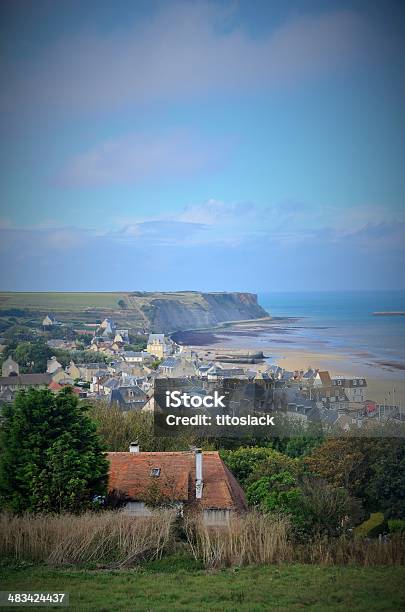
[107,451,247,512]
[48,381,62,392]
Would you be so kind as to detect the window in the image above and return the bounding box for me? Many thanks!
[150,468,161,477]
[337,380,342,385]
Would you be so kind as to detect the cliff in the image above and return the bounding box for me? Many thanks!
[128,291,268,333]
[0,291,269,334]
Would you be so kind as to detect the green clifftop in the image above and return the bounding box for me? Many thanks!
[0,291,268,333]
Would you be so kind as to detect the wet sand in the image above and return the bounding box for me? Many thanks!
[175,318,405,406]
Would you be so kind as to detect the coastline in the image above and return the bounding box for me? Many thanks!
[174,317,405,406]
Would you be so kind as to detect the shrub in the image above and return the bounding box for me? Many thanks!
[388,519,405,535]
[220,446,297,487]
[247,472,364,539]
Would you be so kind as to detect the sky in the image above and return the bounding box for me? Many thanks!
[0,0,404,292]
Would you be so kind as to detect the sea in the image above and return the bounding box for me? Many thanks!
[258,290,405,380]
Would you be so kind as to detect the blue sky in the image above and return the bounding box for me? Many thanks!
[0,0,404,291]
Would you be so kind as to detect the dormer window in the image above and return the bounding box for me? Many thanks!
[150,468,161,477]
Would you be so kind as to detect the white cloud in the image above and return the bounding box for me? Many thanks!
[1,4,371,115]
[59,130,226,186]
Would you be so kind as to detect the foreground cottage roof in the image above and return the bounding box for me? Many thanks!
[107,450,247,512]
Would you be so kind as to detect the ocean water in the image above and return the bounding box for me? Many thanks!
[258,291,405,376]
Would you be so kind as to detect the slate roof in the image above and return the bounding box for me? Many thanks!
[107,451,247,511]
[0,374,51,386]
[160,357,179,369]
[148,334,165,343]
[110,385,147,408]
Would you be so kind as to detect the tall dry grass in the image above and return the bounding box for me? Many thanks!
[184,511,405,568]
[185,511,292,568]
[0,510,175,567]
[1,510,404,569]
[296,536,405,566]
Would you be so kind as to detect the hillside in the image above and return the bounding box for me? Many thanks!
[0,291,268,333]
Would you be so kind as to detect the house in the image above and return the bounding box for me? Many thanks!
[253,370,274,388]
[46,356,63,374]
[42,314,57,328]
[0,373,52,393]
[107,447,247,525]
[0,388,15,405]
[67,362,108,382]
[147,334,171,359]
[207,365,246,381]
[66,360,81,380]
[48,380,63,393]
[110,385,148,411]
[313,371,332,387]
[122,351,150,363]
[159,357,180,376]
[158,356,196,378]
[96,319,116,339]
[307,386,350,412]
[50,367,74,385]
[331,376,367,403]
[114,329,130,343]
[300,368,318,386]
[197,363,213,379]
[90,371,112,394]
[1,356,19,377]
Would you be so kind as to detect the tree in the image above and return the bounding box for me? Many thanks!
[12,339,52,373]
[4,325,36,349]
[282,435,323,458]
[303,438,368,494]
[150,358,162,370]
[247,471,363,538]
[303,437,405,518]
[0,388,108,513]
[89,402,199,452]
[365,441,405,519]
[220,446,298,487]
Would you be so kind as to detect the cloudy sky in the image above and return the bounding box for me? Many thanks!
[0,0,404,291]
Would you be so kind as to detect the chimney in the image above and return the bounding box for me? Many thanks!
[129,440,139,453]
[195,448,203,499]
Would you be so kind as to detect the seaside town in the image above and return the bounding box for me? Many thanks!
[0,312,402,429]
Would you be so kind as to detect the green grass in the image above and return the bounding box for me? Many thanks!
[1,562,404,611]
[0,292,127,312]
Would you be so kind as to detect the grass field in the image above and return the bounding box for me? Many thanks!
[1,561,404,611]
[0,292,128,311]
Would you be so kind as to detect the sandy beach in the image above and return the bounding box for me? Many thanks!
[174,318,405,406]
